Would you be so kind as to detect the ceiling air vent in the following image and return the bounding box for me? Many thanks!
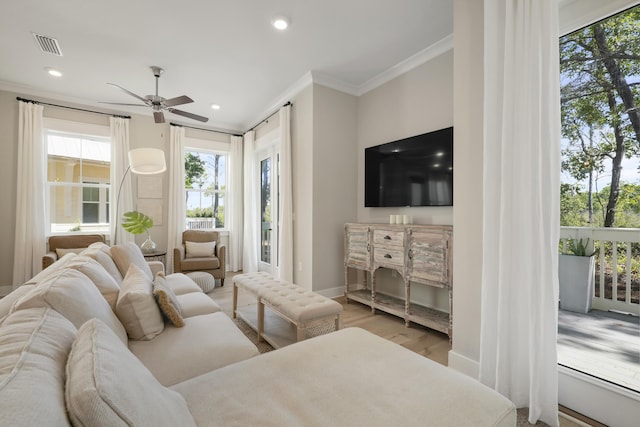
[32,33,63,56]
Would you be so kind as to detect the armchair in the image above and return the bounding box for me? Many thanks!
[173,230,226,286]
[42,234,106,270]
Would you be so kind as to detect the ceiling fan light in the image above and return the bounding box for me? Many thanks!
[128,148,166,174]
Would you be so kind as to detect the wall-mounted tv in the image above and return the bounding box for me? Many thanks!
[365,127,453,207]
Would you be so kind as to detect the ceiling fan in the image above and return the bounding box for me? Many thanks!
[102,66,209,123]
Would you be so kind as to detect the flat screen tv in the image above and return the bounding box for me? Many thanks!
[365,127,453,207]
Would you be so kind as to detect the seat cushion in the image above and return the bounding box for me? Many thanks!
[175,292,221,317]
[129,312,259,386]
[111,242,154,281]
[116,264,164,340]
[13,268,128,345]
[66,318,196,427]
[0,307,76,426]
[180,257,221,271]
[165,273,203,295]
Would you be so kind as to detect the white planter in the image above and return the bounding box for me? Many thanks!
[558,254,595,314]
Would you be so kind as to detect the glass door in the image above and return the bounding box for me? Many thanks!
[257,148,278,273]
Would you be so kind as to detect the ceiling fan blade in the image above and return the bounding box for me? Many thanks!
[153,111,165,123]
[99,101,147,107]
[168,108,209,123]
[106,83,149,104]
[163,95,193,107]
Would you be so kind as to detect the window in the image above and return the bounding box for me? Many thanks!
[46,129,111,233]
[184,147,228,229]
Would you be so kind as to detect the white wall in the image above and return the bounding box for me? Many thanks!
[312,85,358,294]
[448,0,485,377]
[357,51,454,226]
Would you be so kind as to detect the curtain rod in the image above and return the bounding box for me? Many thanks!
[169,122,241,137]
[16,97,131,119]
[246,101,292,133]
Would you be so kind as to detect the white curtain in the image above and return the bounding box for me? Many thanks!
[480,1,560,426]
[228,135,244,271]
[242,130,258,273]
[167,125,186,273]
[277,105,293,282]
[110,117,133,245]
[12,101,46,287]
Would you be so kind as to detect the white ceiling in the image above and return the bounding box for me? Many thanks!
[0,0,453,132]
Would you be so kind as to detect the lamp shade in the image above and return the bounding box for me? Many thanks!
[128,148,166,175]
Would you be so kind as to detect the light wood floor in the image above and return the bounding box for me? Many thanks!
[209,281,451,366]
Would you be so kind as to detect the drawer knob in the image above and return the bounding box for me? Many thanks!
[384,254,392,259]
[384,235,391,240]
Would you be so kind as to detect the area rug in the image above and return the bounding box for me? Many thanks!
[221,307,274,353]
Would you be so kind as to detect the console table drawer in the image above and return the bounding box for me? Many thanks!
[372,229,404,247]
[373,247,404,268]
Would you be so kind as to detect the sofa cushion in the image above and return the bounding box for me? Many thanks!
[63,255,120,310]
[13,268,128,345]
[153,272,184,327]
[185,240,216,258]
[175,292,221,317]
[116,264,164,340]
[23,252,79,286]
[129,312,259,386]
[179,257,221,271]
[0,284,34,321]
[165,273,203,295]
[0,307,76,426]
[111,242,153,281]
[80,245,124,285]
[66,318,196,427]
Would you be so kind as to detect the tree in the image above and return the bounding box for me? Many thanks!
[560,7,640,227]
[184,152,206,204]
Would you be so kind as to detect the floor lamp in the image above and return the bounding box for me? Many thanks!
[114,148,166,245]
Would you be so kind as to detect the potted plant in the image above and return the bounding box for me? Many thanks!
[121,211,157,254]
[558,238,597,313]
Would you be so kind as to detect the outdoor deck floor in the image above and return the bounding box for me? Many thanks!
[558,308,640,393]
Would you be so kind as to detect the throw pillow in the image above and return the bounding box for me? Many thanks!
[185,240,216,258]
[110,242,154,281]
[64,255,120,310]
[115,264,164,340]
[65,318,196,427]
[153,272,184,327]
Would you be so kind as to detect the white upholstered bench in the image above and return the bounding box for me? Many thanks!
[232,272,342,347]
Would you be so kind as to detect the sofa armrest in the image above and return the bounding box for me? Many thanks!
[217,245,226,272]
[148,261,165,277]
[173,246,185,273]
[42,252,58,270]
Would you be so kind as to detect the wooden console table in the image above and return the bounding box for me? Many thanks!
[344,223,453,337]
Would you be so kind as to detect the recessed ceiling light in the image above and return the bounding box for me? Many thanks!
[271,16,289,30]
[211,104,221,110]
[45,67,62,77]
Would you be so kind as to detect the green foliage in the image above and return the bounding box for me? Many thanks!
[563,238,597,257]
[184,152,207,189]
[121,211,153,235]
[560,183,640,227]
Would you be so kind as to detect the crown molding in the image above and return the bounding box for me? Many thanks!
[356,33,453,96]
[310,71,360,96]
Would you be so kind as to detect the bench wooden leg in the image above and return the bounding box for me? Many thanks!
[335,314,341,331]
[232,283,238,319]
[257,301,265,343]
[296,325,305,342]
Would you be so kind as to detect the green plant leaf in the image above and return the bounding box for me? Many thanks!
[121,211,153,235]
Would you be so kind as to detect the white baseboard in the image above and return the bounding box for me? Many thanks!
[316,286,345,299]
[447,350,480,378]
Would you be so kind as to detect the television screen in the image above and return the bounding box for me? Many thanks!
[365,127,453,207]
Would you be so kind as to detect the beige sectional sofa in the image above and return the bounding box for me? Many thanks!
[0,242,517,426]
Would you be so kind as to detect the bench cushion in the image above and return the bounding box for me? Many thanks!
[260,284,342,323]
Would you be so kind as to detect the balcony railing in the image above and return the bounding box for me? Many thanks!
[560,226,640,315]
[186,217,216,230]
